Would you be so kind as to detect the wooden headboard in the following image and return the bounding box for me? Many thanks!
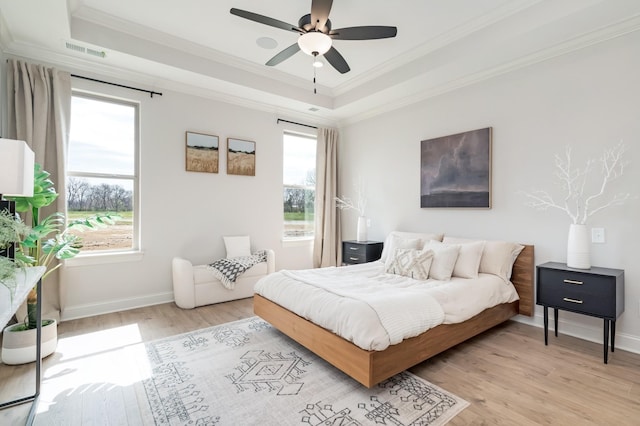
[511,244,534,316]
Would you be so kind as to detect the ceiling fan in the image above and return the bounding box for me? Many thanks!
[230,0,397,74]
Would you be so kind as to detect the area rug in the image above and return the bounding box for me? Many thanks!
[134,317,469,425]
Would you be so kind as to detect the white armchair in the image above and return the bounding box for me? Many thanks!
[172,249,275,309]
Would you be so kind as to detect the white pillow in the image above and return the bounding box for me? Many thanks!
[385,248,434,280]
[443,236,524,281]
[451,240,485,279]
[479,240,524,281]
[223,235,251,258]
[422,241,460,281]
[380,235,422,262]
[380,231,444,261]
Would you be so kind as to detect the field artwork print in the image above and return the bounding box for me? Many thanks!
[421,127,492,208]
[186,131,219,173]
[227,138,256,176]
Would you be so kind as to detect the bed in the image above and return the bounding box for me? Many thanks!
[254,232,534,388]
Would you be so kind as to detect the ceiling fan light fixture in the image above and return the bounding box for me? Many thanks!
[312,58,323,68]
[298,32,332,56]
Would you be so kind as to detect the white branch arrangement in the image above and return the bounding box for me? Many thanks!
[335,179,367,217]
[520,143,631,225]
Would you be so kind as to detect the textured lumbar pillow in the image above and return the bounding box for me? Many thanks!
[385,248,434,280]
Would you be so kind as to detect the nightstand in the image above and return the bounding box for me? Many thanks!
[536,262,624,363]
[342,240,383,265]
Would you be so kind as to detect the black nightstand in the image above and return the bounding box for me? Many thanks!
[536,262,624,363]
[342,240,383,265]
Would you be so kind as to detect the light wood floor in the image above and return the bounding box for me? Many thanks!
[1,298,639,425]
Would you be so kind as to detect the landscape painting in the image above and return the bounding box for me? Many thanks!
[186,131,219,173]
[420,127,492,208]
[227,138,256,176]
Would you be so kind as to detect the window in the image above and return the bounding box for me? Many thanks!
[283,131,316,239]
[66,93,139,252]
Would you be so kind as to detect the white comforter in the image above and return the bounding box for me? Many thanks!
[254,261,519,351]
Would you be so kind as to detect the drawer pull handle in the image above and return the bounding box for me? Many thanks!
[563,297,583,304]
[349,247,359,250]
[563,279,583,285]
[349,257,359,261]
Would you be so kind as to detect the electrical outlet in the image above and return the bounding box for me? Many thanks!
[366,218,371,227]
[591,227,605,243]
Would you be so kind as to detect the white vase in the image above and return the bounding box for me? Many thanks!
[1,319,58,365]
[356,216,367,242]
[567,224,590,269]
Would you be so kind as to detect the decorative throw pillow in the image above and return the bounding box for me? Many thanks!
[422,241,460,281]
[223,235,251,258]
[385,248,434,280]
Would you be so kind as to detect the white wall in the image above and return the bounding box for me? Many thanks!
[61,78,315,319]
[340,31,640,352]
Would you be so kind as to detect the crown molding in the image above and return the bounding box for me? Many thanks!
[71,6,318,94]
[2,40,339,127]
[339,13,640,126]
[333,0,544,97]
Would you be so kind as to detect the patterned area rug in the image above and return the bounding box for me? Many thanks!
[135,317,469,425]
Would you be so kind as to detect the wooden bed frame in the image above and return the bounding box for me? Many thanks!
[253,245,534,388]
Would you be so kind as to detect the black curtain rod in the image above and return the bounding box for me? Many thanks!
[71,74,162,98]
[277,118,317,129]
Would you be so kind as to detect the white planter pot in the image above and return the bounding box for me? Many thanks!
[1,319,58,365]
[567,224,590,269]
[356,216,367,242]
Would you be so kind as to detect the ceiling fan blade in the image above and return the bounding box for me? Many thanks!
[230,8,302,33]
[311,0,333,32]
[324,46,350,74]
[265,43,301,66]
[330,26,397,40]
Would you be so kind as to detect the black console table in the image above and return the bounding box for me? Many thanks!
[0,267,46,425]
[536,262,624,363]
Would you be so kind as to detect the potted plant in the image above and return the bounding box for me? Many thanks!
[1,164,117,364]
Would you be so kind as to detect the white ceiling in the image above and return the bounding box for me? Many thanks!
[1,0,639,125]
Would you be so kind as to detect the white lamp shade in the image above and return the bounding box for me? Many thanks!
[297,32,332,56]
[0,138,35,197]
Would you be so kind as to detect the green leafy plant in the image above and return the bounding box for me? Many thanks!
[0,209,30,296]
[6,163,119,330]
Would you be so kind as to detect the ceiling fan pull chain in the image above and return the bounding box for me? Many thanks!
[313,59,317,94]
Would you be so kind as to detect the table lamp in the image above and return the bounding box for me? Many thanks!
[0,138,35,260]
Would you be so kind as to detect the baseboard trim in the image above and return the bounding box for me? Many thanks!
[514,312,640,356]
[61,292,175,321]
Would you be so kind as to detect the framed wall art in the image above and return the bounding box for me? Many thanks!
[186,131,219,173]
[420,127,492,208]
[227,138,256,176]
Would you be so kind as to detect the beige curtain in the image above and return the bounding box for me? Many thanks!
[313,127,341,267]
[6,59,71,321]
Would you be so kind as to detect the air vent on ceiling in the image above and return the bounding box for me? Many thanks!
[64,41,106,58]
[308,107,320,112]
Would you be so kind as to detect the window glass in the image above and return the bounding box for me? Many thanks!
[67,94,138,252]
[283,132,316,239]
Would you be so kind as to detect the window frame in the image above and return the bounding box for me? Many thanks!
[66,90,141,257]
[282,130,317,242]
